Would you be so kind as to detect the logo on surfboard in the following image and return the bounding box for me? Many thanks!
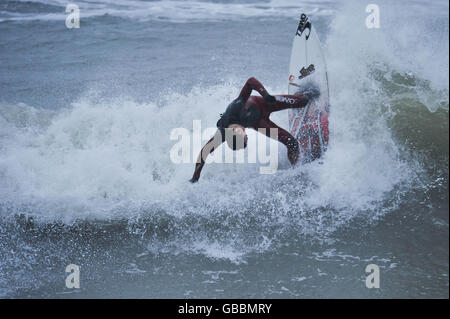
[288,64,315,86]
[298,64,315,80]
[296,13,311,40]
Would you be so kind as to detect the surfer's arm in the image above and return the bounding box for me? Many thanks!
[239,77,274,102]
[190,130,224,183]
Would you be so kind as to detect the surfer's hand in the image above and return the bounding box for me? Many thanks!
[264,94,276,104]
[189,177,199,183]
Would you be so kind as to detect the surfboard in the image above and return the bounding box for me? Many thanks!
[288,13,329,163]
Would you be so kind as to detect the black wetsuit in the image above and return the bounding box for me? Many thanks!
[190,77,316,182]
[216,96,262,141]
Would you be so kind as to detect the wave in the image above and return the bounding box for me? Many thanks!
[0,0,448,265]
[0,0,335,23]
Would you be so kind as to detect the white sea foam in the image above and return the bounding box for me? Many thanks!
[0,77,411,222]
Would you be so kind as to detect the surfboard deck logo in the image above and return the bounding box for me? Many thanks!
[298,64,315,80]
[288,13,330,163]
[296,13,311,39]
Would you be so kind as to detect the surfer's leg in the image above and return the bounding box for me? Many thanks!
[265,95,308,113]
[257,118,299,165]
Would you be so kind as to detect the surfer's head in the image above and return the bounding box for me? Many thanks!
[225,124,247,150]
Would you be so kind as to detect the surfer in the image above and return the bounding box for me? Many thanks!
[189,77,319,183]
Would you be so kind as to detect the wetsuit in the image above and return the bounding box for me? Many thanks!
[190,77,314,182]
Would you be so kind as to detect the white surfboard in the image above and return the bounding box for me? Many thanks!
[288,13,329,163]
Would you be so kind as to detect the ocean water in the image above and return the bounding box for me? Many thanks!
[0,0,448,298]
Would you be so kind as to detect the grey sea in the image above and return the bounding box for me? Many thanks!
[0,0,448,298]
